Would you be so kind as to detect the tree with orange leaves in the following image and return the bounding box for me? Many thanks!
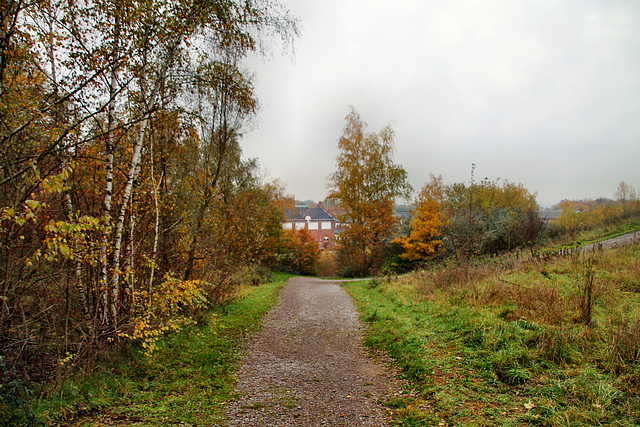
[279,228,321,275]
[394,175,447,262]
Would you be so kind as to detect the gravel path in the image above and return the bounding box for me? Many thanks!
[581,230,640,252]
[225,277,396,426]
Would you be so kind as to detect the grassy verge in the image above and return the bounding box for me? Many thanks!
[34,273,289,426]
[563,216,640,248]
[345,245,640,426]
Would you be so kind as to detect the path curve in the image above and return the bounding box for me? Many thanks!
[225,277,396,426]
[580,230,640,252]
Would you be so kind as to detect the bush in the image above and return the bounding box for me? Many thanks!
[314,252,339,277]
[277,229,321,275]
[0,358,44,426]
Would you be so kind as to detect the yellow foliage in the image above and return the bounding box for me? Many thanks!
[125,273,209,356]
[327,107,412,275]
[556,199,624,233]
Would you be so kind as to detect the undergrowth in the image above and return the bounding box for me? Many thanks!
[345,244,640,426]
[26,273,289,426]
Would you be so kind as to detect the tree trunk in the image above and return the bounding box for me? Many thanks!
[183,193,211,281]
[149,139,161,289]
[110,38,182,325]
[98,11,120,329]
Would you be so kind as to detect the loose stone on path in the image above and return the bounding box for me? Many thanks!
[225,277,396,426]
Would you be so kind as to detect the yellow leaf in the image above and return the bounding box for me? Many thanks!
[59,243,71,258]
[25,200,40,210]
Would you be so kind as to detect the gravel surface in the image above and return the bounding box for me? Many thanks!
[581,231,640,252]
[225,277,397,426]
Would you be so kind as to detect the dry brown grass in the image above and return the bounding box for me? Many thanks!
[608,316,640,368]
[410,249,630,328]
[516,282,566,324]
[412,259,503,299]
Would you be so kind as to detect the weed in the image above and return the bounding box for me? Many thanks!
[577,257,596,325]
[0,374,44,426]
[368,277,382,289]
[607,316,640,369]
[530,325,583,365]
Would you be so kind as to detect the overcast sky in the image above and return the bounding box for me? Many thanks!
[241,0,640,207]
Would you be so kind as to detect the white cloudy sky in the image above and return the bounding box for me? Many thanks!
[241,0,640,207]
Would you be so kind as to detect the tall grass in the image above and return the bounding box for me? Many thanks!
[345,244,640,426]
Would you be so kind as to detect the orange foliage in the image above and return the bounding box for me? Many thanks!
[281,228,321,275]
[394,175,447,261]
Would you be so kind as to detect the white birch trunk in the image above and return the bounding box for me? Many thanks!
[99,9,120,327]
[149,139,160,291]
[99,62,118,326]
[110,38,182,324]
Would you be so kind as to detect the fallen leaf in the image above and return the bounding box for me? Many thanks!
[524,401,535,410]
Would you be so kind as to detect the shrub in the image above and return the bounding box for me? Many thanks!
[125,274,208,356]
[277,229,321,275]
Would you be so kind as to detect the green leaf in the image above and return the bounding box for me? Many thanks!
[59,243,71,258]
[25,199,40,210]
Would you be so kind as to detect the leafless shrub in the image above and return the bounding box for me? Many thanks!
[578,258,596,325]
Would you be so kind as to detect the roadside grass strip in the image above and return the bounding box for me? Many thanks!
[562,217,640,249]
[345,245,640,426]
[36,274,289,426]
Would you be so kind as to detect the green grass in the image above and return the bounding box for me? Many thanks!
[564,216,640,248]
[33,273,289,426]
[345,246,640,426]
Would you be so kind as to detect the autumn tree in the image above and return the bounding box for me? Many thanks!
[615,181,638,214]
[182,59,258,281]
[279,228,321,275]
[555,185,639,235]
[436,173,542,256]
[0,0,299,385]
[328,107,411,277]
[394,174,447,262]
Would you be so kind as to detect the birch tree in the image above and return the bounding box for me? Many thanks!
[0,0,299,376]
[328,107,412,277]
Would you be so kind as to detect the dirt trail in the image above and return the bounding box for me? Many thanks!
[225,277,396,426]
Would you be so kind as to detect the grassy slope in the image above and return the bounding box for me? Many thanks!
[345,245,640,426]
[562,217,640,248]
[36,273,289,426]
